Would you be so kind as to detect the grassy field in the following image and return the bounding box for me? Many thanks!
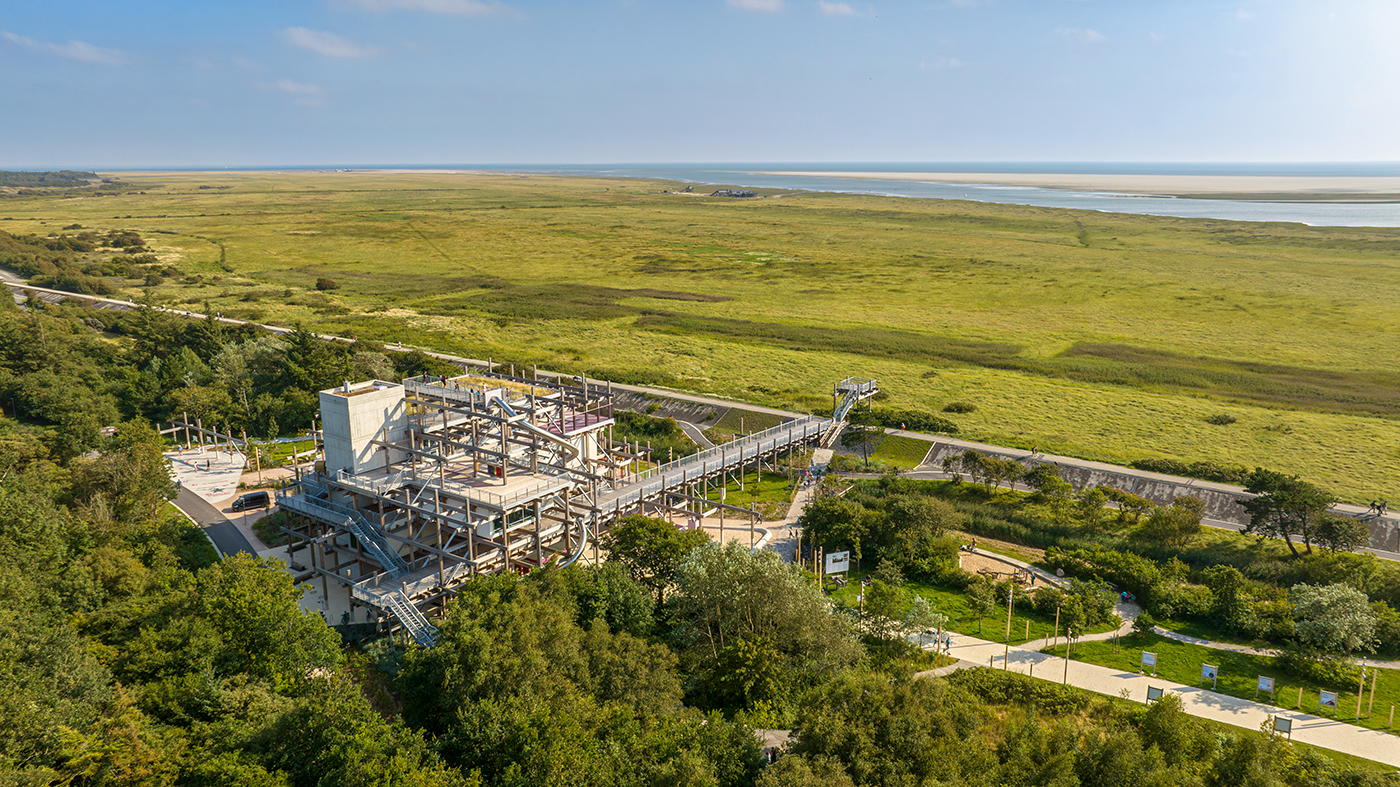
[1061,632,1400,732]
[827,559,1120,647]
[5,170,1400,500]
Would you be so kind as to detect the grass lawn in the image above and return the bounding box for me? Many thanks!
[828,558,1119,647]
[8,170,1400,500]
[1059,632,1400,732]
[698,467,798,521]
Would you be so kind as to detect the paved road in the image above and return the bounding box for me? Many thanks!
[174,488,259,557]
[677,420,717,450]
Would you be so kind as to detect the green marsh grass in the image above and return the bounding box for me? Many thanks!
[6,170,1400,499]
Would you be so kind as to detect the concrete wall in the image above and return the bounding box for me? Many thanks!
[320,381,409,476]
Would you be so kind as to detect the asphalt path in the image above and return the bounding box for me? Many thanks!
[174,488,259,557]
[677,420,717,450]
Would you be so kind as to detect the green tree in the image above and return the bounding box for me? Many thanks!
[1312,512,1370,554]
[601,514,710,605]
[670,541,861,686]
[798,497,874,562]
[1290,583,1378,658]
[982,456,1026,496]
[69,420,176,534]
[1075,486,1109,529]
[1240,468,1335,557]
[863,579,908,649]
[966,577,996,634]
[756,755,855,787]
[196,554,343,692]
[1203,565,1253,634]
[1141,496,1205,547]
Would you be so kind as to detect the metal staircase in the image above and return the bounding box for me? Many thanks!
[380,589,439,647]
[280,493,441,644]
[821,377,878,447]
[280,495,409,574]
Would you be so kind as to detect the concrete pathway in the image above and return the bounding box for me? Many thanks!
[764,448,833,562]
[167,446,245,502]
[928,632,1400,766]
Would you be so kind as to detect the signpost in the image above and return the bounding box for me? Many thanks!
[1255,675,1275,702]
[1146,686,1164,703]
[1273,716,1292,741]
[1201,664,1218,690]
[1141,651,1157,677]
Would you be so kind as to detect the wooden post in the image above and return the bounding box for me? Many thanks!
[1052,603,1060,653]
[1063,630,1070,684]
[1370,668,1379,717]
[1297,686,1303,710]
[1004,586,1014,669]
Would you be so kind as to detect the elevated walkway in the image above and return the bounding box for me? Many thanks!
[598,415,829,514]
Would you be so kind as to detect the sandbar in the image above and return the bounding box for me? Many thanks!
[758,170,1400,196]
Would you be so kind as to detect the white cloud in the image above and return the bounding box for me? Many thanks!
[282,27,379,58]
[343,0,515,16]
[1056,27,1104,43]
[1236,9,1255,20]
[268,79,325,105]
[729,0,784,12]
[1,31,124,64]
[921,56,965,71]
[818,1,857,15]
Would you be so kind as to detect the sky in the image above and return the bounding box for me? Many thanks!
[2,0,1398,168]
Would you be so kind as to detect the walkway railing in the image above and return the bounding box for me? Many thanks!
[280,494,409,574]
[600,415,829,512]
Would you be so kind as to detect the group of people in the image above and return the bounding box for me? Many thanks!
[1369,500,1390,516]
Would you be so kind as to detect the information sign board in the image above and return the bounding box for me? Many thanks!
[825,550,850,575]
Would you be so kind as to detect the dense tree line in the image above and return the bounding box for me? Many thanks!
[0,295,458,459]
[2,297,1395,784]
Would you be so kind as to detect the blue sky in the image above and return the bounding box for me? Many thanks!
[2,0,1397,167]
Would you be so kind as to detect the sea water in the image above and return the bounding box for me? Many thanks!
[486,163,1400,228]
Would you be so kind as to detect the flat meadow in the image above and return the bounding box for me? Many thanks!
[4,169,1398,499]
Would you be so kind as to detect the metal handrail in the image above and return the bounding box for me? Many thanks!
[280,495,408,574]
[633,415,827,483]
[601,416,828,510]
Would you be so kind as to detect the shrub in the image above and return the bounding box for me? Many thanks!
[1275,647,1360,689]
[1031,587,1063,616]
[1149,583,1213,619]
[942,401,977,414]
[946,667,1095,715]
[1132,612,1156,636]
[1205,413,1237,426]
[869,407,958,434]
[315,277,338,290]
[1129,458,1249,485]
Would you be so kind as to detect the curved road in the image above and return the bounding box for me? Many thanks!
[175,489,259,557]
